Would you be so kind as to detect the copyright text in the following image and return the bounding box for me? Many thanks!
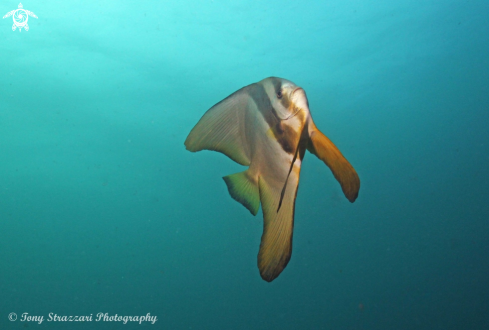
[8,312,158,325]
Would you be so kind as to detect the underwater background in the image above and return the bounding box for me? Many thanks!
[1,0,488,329]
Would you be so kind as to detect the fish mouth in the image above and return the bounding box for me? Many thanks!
[274,87,305,121]
[292,87,304,96]
[281,87,305,120]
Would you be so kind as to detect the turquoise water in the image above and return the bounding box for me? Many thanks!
[1,0,488,329]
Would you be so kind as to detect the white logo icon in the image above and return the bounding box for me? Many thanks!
[3,3,37,32]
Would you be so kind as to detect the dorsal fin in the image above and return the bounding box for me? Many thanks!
[184,86,256,166]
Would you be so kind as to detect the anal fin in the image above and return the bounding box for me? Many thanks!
[257,175,297,282]
[223,170,260,216]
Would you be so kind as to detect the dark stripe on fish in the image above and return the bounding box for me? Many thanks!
[248,83,300,154]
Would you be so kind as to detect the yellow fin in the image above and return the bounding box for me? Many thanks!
[307,125,360,202]
[223,171,260,216]
[257,174,298,282]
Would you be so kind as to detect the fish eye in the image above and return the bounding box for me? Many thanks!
[277,90,283,99]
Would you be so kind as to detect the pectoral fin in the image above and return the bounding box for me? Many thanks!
[223,170,260,216]
[307,125,360,202]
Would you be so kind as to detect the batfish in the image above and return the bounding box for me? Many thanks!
[185,77,360,282]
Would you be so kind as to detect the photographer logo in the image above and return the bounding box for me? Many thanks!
[3,3,37,32]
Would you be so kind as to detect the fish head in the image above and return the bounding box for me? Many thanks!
[259,77,310,121]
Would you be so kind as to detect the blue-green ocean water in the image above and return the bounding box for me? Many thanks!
[1,0,488,329]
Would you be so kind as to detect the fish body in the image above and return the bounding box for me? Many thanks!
[185,77,360,282]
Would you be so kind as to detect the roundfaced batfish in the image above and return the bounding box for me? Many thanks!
[185,77,360,282]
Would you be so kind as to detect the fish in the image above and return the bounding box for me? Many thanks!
[184,77,360,282]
